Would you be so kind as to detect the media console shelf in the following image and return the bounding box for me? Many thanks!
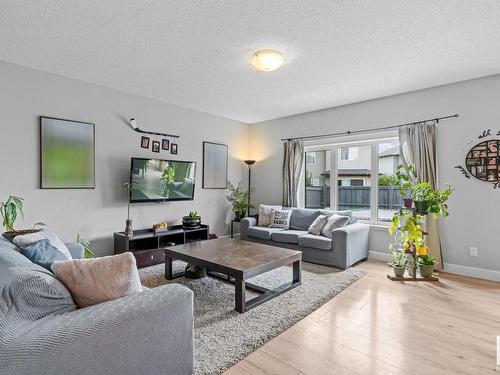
[114,224,209,268]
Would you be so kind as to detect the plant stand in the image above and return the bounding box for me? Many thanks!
[387,209,439,282]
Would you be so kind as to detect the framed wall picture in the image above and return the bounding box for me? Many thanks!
[202,141,228,189]
[141,136,150,148]
[170,143,178,155]
[162,139,170,150]
[152,141,160,153]
[40,116,95,189]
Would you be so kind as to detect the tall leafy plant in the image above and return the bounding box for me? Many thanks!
[0,195,24,232]
[226,181,253,216]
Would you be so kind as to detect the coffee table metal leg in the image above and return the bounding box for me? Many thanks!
[293,260,301,283]
[165,256,173,280]
[235,278,246,313]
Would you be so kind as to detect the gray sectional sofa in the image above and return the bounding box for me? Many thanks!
[0,237,194,375]
[240,208,370,269]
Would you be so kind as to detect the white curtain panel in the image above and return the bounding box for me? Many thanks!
[399,121,443,270]
[282,141,304,207]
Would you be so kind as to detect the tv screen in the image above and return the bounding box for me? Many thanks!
[129,158,196,202]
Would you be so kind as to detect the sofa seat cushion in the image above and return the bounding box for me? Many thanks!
[271,230,308,244]
[298,234,332,251]
[247,226,286,240]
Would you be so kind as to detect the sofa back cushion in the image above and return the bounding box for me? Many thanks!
[0,238,76,339]
[289,208,321,230]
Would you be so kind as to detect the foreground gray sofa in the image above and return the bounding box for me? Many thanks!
[0,237,194,375]
[240,208,369,269]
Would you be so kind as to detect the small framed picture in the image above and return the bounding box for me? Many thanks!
[141,136,150,149]
[170,143,178,155]
[152,141,160,153]
[162,139,170,150]
[488,141,498,153]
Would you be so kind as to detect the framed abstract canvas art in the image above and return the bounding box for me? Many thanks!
[40,116,95,189]
[202,141,228,189]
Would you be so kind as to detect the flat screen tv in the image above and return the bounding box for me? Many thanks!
[129,157,196,203]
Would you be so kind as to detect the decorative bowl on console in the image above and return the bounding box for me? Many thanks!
[182,211,201,229]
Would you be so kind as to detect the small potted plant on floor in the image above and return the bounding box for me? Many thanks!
[226,181,253,220]
[388,250,409,277]
[1,195,45,241]
[417,255,437,278]
[182,211,201,228]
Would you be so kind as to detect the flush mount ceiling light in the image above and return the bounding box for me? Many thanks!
[251,49,284,72]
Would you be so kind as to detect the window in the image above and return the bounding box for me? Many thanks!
[304,137,400,224]
[305,150,330,208]
[340,146,359,161]
[337,145,371,220]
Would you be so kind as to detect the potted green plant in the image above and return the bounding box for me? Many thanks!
[182,211,201,228]
[388,250,409,277]
[76,233,94,258]
[226,181,253,219]
[122,183,134,238]
[395,164,414,208]
[1,195,45,240]
[417,255,437,278]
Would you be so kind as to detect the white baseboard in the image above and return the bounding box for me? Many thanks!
[368,250,392,262]
[369,251,500,282]
[442,263,500,283]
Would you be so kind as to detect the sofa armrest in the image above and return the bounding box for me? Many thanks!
[331,223,370,269]
[240,217,257,240]
[2,284,194,375]
[65,242,85,259]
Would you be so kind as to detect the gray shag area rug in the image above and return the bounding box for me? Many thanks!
[139,261,366,375]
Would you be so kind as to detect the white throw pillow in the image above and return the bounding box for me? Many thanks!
[321,214,350,238]
[13,228,72,260]
[258,204,282,227]
[308,214,329,235]
[269,209,292,229]
[51,252,143,308]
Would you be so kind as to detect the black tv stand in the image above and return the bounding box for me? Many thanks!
[113,224,209,268]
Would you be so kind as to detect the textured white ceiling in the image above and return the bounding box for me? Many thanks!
[1,1,500,123]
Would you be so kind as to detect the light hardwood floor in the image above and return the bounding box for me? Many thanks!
[223,259,500,375]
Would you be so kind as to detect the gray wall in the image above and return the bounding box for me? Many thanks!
[0,61,248,256]
[250,74,500,274]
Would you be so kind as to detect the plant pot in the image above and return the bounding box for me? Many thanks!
[392,265,406,277]
[2,229,41,242]
[414,200,429,214]
[418,263,435,278]
[403,198,413,208]
[234,210,246,220]
[182,216,201,228]
[125,219,133,238]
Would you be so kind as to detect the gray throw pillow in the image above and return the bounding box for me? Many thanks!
[308,214,329,235]
[321,214,350,238]
[20,239,68,270]
[269,209,293,229]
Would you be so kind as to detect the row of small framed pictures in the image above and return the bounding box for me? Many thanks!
[141,136,178,154]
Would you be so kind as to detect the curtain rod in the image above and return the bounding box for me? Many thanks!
[281,114,459,142]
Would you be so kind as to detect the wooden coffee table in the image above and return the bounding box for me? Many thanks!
[164,238,302,313]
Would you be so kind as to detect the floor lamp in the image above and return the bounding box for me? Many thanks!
[244,160,255,216]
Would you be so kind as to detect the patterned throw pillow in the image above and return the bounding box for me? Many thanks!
[269,209,293,229]
[258,204,282,226]
[321,214,350,238]
[308,214,329,235]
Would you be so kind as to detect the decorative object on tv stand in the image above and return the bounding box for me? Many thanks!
[226,181,253,220]
[387,164,453,282]
[152,141,160,153]
[140,136,150,149]
[244,160,256,215]
[182,211,201,229]
[202,141,228,189]
[40,116,95,189]
[152,222,168,235]
[122,182,134,238]
[170,143,178,155]
[1,195,46,241]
